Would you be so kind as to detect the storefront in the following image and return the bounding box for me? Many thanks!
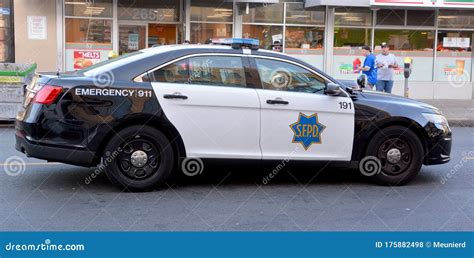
[11,0,474,99]
[0,0,13,63]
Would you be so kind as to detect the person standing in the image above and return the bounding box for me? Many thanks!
[355,46,377,89]
[375,42,398,93]
[272,41,282,52]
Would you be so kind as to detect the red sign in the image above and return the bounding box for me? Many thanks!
[73,50,101,70]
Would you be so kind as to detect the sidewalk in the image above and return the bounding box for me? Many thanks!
[419,99,474,127]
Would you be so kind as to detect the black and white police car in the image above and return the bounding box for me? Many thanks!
[16,38,451,191]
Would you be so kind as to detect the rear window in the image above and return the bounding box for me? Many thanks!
[80,51,146,76]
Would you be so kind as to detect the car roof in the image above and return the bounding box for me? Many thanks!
[81,44,334,84]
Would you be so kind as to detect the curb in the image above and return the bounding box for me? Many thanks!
[0,120,14,127]
[447,120,474,127]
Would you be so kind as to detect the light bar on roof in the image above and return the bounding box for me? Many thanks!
[211,38,259,50]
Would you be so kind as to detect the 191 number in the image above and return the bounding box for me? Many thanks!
[339,101,352,110]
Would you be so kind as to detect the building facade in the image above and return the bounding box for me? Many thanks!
[10,0,474,99]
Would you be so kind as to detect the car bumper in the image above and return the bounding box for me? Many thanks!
[15,121,96,167]
[423,123,452,165]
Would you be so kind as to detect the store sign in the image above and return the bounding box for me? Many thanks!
[371,0,474,8]
[435,56,472,81]
[128,34,139,50]
[272,34,283,43]
[117,7,178,22]
[443,37,471,48]
[73,51,101,70]
[27,16,47,40]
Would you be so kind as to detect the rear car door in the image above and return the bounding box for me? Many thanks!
[253,57,355,161]
[150,54,262,159]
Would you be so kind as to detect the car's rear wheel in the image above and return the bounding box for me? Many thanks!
[103,125,174,191]
[364,126,423,186]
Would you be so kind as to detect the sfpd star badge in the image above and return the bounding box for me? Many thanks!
[290,112,326,150]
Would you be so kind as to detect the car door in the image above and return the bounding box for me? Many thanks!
[253,57,355,161]
[150,54,262,159]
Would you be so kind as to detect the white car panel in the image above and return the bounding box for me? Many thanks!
[257,89,355,161]
[152,82,262,159]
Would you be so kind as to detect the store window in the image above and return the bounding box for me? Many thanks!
[333,7,373,79]
[438,10,474,29]
[285,3,325,69]
[286,3,324,25]
[65,0,113,71]
[242,3,284,50]
[243,24,283,50]
[65,0,113,18]
[435,31,473,83]
[190,0,233,44]
[407,10,435,27]
[117,0,181,54]
[243,3,283,24]
[334,7,372,27]
[376,9,404,26]
[0,0,13,62]
[374,30,435,81]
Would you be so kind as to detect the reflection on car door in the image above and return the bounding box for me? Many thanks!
[253,57,355,161]
[151,55,262,159]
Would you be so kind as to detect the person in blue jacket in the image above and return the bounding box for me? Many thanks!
[355,45,377,89]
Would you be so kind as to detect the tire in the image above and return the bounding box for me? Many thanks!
[363,126,424,186]
[102,125,174,191]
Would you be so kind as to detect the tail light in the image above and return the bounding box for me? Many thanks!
[33,85,63,105]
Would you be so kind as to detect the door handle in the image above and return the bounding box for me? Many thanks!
[163,93,188,100]
[266,99,289,105]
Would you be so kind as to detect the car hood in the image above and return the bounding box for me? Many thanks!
[359,90,441,114]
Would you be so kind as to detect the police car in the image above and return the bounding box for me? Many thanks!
[15,38,451,191]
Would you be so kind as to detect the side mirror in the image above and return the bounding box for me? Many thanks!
[325,83,342,96]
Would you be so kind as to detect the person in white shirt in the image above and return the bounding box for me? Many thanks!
[375,42,398,93]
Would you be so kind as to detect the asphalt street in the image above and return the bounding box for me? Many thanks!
[0,127,473,231]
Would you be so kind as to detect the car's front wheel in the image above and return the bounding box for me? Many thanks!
[363,126,424,186]
[103,125,174,191]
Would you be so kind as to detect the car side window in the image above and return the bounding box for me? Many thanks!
[152,59,190,84]
[151,56,246,88]
[188,56,246,87]
[255,58,326,94]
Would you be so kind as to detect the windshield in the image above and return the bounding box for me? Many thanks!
[79,51,146,76]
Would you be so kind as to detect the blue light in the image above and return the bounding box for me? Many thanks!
[211,38,259,50]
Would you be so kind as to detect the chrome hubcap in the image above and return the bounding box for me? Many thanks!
[130,150,148,168]
[386,148,402,164]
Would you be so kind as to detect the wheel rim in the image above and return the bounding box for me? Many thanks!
[117,135,161,180]
[377,138,412,176]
